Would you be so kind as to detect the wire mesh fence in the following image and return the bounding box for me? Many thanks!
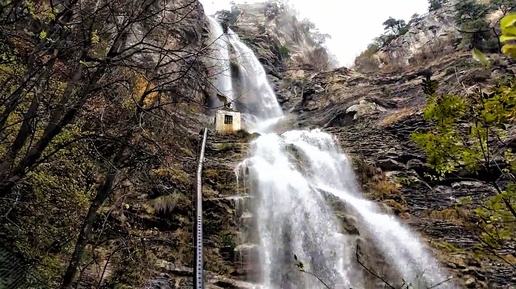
[0,249,47,289]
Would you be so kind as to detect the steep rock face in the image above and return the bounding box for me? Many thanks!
[214,1,333,109]
[284,50,516,288]
[70,1,335,287]
[0,0,260,287]
[226,2,331,74]
[205,2,516,288]
[373,1,460,68]
[100,3,262,286]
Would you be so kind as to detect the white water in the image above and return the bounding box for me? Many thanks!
[206,17,283,132]
[283,130,455,288]
[237,133,358,288]
[206,13,456,289]
[226,30,284,132]
[239,129,456,288]
[207,17,234,109]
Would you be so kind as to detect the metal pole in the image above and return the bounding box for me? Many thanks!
[194,128,208,289]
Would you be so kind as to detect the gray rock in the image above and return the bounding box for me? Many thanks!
[233,244,261,278]
[464,276,477,288]
[371,0,461,69]
[377,158,406,171]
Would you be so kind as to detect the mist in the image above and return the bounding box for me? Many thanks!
[200,0,429,67]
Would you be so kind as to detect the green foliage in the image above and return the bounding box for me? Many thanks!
[500,13,516,58]
[454,0,498,52]
[454,0,489,26]
[472,47,491,68]
[383,17,409,36]
[104,240,156,289]
[428,0,447,12]
[490,0,516,15]
[0,136,96,286]
[354,15,412,70]
[409,13,423,25]
[278,44,290,59]
[218,232,236,249]
[0,0,205,287]
[217,6,241,26]
[411,69,516,250]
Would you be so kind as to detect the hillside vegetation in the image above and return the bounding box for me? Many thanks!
[0,0,210,287]
[354,0,516,73]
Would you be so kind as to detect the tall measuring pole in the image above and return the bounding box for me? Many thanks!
[194,128,208,289]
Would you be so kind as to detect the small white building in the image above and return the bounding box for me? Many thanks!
[214,109,242,133]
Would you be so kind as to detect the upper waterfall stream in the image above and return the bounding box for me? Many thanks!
[206,16,457,289]
[207,16,234,109]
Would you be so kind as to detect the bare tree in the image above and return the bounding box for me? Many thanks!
[0,0,216,287]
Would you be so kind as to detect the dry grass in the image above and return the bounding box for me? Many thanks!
[203,169,219,179]
[149,166,190,184]
[354,157,409,216]
[371,179,402,200]
[379,107,416,126]
[429,240,463,253]
[381,61,406,74]
[422,208,472,225]
[408,37,456,67]
[153,193,190,214]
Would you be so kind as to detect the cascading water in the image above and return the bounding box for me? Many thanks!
[280,130,455,288]
[239,129,457,289]
[237,133,359,289]
[207,16,234,109]
[226,30,284,132]
[205,11,456,289]
[206,17,282,132]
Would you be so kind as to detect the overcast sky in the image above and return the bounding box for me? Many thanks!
[200,0,429,67]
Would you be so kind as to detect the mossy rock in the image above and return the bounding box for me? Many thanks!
[211,143,236,152]
[234,129,261,141]
[430,240,463,253]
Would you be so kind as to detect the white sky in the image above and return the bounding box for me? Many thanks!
[200,0,429,67]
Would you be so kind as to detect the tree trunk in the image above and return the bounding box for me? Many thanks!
[59,145,127,289]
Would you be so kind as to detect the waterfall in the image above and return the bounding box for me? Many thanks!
[226,30,284,133]
[206,17,283,132]
[237,133,358,288]
[239,129,456,288]
[205,11,456,289]
[207,16,234,109]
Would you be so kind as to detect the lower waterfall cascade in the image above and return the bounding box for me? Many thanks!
[237,130,457,289]
[206,15,458,289]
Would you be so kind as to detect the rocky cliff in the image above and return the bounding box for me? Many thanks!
[360,0,511,71]
[228,1,516,288]
[2,0,515,288]
[0,0,254,288]
[279,29,515,289]
[373,0,461,69]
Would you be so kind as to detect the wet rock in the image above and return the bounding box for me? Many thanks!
[340,214,360,235]
[451,181,485,190]
[208,277,259,289]
[146,274,175,289]
[406,158,428,173]
[233,244,261,279]
[290,46,516,288]
[464,276,476,288]
[377,158,405,171]
[326,110,356,127]
[228,1,333,74]
[346,100,386,120]
[156,259,193,276]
